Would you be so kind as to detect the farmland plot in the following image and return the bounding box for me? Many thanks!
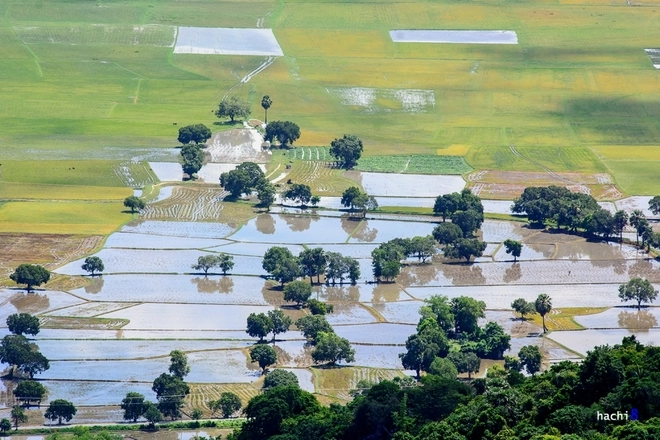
[334,323,415,345]
[325,304,379,326]
[357,172,465,197]
[548,329,660,357]
[120,220,235,238]
[367,301,424,325]
[356,156,472,175]
[574,307,660,330]
[104,232,228,249]
[40,380,156,406]
[326,87,435,113]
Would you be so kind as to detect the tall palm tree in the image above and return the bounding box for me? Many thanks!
[629,209,645,245]
[535,293,552,333]
[261,95,272,124]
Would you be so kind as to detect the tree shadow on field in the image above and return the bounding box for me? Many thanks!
[212,120,244,127]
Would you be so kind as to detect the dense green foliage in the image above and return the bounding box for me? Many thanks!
[216,97,250,122]
[13,380,46,407]
[123,195,146,213]
[0,334,49,378]
[330,134,363,169]
[192,254,234,275]
[246,313,274,342]
[283,280,313,307]
[9,264,50,292]
[120,392,146,423]
[325,252,360,285]
[263,369,299,390]
[210,392,243,418]
[250,344,278,374]
[177,124,211,145]
[265,121,301,147]
[180,143,204,177]
[261,96,272,124]
[152,373,190,420]
[6,313,40,336]
[262,247,302,286]
[220,162,266,198]
[81,256,104,276]
[45,399,77,425]
[228,336,660,440]
[618,277,658,310]
[284,183,313,206]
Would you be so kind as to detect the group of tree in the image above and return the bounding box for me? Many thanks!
[220,161,277,209]
[177,124,212,146]
[0,313,49,378]
[341,186,379,218]
[619,277,658,309]
[262,246,360,287]
[432,189,487,262]
[295,314,355,365]
[371,236,437,282]
[124,195,146,213]
[228,335,660,440]
[191,254,234,275]
[283,183,320,207]
[511,185,660,248]
[399,295,511,379]
[216,96,251,123]
[330,135,363,169]
[511,294,553,333]
[9,264,50,292]
[246,309,293,342]
[5,396,77,429]
[209,392,243,418]
[81,256,104,276]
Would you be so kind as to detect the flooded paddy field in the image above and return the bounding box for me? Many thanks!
[5,210,660,417]
[548,329,660,356]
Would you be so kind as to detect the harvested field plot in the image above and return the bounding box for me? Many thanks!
[113,161,158,188]
[548,329,660,357]
[104,232,227,249]
[100,303,273,331]
[390,30,518,45]
[325,304,379,325]
[174,27,283,56]
[334,323,415,345]
[0,290,83,323]
[70,275,271,304]
[575,307,660,330]
[284,161,357,196]
[148,162,182,182]
[14,24,176,46]
[407,284,627,309]
[38,339,249,361]
[206,129,268,163]
[326,87,435,113]
[357,172,465,197]
[44,302,137,318]
[55,249,220,275]
[41,380,155,406]
[120,220,235,238]
[356,156,472,175]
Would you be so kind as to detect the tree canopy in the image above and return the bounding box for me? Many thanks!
[212,392,242,418]
[311,332,355,365]
[13,380,46,407]
[216,96,250,122]
[44,399,77,425]
[619,277,658,309]
[251,344,278,374]
[0,334,49,378]
[180,143,204,177]
[329,134,363,169]
[123,195,146,213]
[220,162,266,198]
[7,313,40,336]
[10,264,50,292]
[246,313,274,342]
[283,280,312,308]
[177,124,211,145]
[284,183,313,206]
[503,239,522,262]
[264,121,300,147]
[121,392,146,422]
[263,369,299,389]
[261,95,272,123]
[262,246,301,286]
[81,256,104,276]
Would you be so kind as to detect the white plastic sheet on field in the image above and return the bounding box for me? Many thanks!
[390,30,518,45]
[174,27,284,55]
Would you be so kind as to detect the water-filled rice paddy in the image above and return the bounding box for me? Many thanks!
[359,173,465,198]
[334,323,415,345]
[121,220,235,238]
[104,232,228,249]
[548,329,660,357]
[574,307,660,330]
[390,30,518,45]
[174,27,283,56]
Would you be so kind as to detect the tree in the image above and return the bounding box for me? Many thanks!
[518,345,542,375]
[263,247,301,286]
[261,95,272,123]
[152,373,190,420]
[121,392,146,422]
[311,195,321,207]
[511,298,534,320]
[311,332,355,365]
[614,210,629,242]
[503,239,522,262]
[448,351,481,379]
[10,406,26,430]
[220,162,266,198]
[246,313,273,342]
[10,264,50,292]
[0,418,11,435]
[476,322,511,359]
[268,309,292,342]
[178,124,211,145]
[630,209,646,245]
[191,408,203,421]
[649,196,660,215]
[180,143,204,176]
[330,134,363,169]
[7,313,40,336]
[264,121,301,147]
[341,186,362,211]
[13,380,45,407]
[408,236,437,263]
[168,350,190,379]
[444,238,487,262]
[299,247,326,284]
[217,254,234,275]
[284,183,313,206]
[283,280,312,308]
[257,181,276,210]
[353,193,378,218]
[400,333,444,380]
[0,334,49,378]
[81,256,104,276]
[295,315,333,343]
[263,369,299,389]
[307,299,334,315]
[143,402,162,428]
[216,392,242,418]
[432,223,463,246]
[192,255,219,274]
[450,210,483,238]
[428,357,458,380]
[251,344,278,374]
[44,399,77,425]
[451,296,486,335]
[123,195,146,213]
[216,96,250,122]
[618,277,658,310]
[535,293,553,333]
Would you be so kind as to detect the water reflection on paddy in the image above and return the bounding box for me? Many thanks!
[334,323,415,345]
[574,307,660,330]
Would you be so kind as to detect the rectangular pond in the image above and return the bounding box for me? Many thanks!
[390,30,518,45]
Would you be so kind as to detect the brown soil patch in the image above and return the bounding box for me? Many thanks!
[0,233,103,283]
[466,171,622,200]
